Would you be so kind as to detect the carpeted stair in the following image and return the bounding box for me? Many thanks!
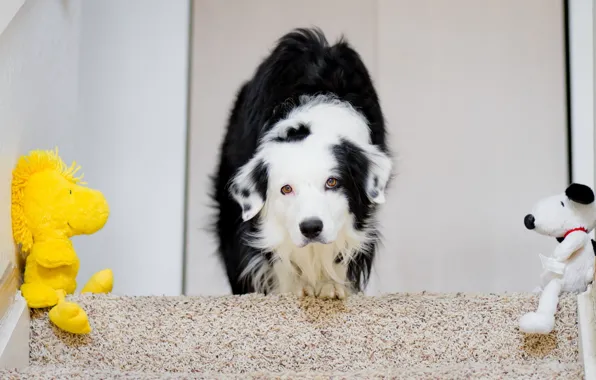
[1,292,584,379]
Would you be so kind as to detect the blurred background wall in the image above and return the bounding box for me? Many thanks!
[186,0,572,295]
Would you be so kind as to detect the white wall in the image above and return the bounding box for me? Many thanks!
[75,0,190,296]
[370,0,567,294]
[0,0,82,271]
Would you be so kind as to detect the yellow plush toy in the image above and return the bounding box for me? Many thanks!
[11,148,113,334]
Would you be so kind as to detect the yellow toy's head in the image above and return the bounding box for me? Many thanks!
[11,148,109,252]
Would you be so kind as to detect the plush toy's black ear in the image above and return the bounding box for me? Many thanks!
[565,183,595,205]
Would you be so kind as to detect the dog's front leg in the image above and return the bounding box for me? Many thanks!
[273,260,315,297]
[316,262,349,300]
[554,231,588,261]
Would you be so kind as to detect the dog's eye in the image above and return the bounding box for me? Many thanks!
[325,177,339,189]
[280,184,293,195]
[561,201,565,207]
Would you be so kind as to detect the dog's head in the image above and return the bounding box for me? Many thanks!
[524,183,596,238]
[228,96,392,248]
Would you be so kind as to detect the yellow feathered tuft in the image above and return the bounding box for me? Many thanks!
[11,148,86,253]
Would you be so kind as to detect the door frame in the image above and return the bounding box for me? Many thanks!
[567,0,594,186]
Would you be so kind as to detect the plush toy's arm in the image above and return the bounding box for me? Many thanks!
[539,254,566,275]
[32,240,78,268]
[553,231,589,261]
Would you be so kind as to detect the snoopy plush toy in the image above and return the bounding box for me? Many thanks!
[520,183,596,334]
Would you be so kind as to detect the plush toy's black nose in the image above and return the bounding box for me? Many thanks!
[524,214,535,230]
[299,218,323,239]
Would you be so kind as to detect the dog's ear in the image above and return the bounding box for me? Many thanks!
[229,158,268,221]
[332,140,393,205]
[364,147,393,204]
[565,183,595,205]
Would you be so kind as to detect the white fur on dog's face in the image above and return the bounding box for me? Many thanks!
[261,138,350,248]
[530,193,596,237]
[230,95,391,246]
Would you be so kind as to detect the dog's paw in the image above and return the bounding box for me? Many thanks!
[317,283,347,300]
[295,285,315,298]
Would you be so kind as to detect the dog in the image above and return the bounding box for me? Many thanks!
[210,27,392,299]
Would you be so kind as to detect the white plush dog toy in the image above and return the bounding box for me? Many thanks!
[520,183,596,334]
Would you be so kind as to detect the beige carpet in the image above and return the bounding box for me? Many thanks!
[1,292,583,379]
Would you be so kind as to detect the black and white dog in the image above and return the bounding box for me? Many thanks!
[211,28,392,299]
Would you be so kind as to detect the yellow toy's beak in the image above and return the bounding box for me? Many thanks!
[66,187,110,236]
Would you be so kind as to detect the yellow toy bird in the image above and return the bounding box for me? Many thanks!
[11,148,113,334]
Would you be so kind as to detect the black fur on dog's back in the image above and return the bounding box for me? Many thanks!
[210,27,387,294]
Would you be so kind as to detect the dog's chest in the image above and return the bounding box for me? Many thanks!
[289,243,336,277]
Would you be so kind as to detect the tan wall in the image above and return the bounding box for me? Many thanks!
[185,0,568,295]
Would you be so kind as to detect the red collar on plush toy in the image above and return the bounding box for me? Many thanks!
[564,227,588,238]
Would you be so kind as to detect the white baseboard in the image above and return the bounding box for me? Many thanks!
[0,293,29,369]
[578,284,596,379]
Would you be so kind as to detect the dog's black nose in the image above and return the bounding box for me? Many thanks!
[299,218,323,239]
[524,214,535,230]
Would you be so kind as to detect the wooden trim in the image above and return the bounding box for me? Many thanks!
[0,262,19,323]
[0,293,29,369]
[578,284,596,379]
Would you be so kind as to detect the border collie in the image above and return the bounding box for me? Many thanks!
[211,27,392,299]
